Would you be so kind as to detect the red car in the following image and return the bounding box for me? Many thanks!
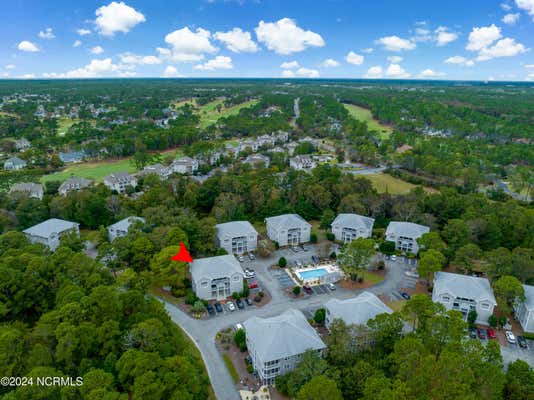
[248,281,258,289]
[487,328,496,339]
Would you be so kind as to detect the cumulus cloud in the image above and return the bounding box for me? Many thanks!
[281,70,296,78]
[476,38,527,61]
[19,74,36,79]
[280,60,299,69]
[91,46,104,54]
[43,58,125,78]
[18,41,39,52]
[466,24,502,51]
[194,55,233,71]
[515,0,534,21]
[255,18,324,54]
[502,13,520,24]
[73,40,82,48]
[162,66,182,78]
[376,35,416,51]
[466,24,527,61]
[413,27,432,42]
[435,26,458,46]
[321,58,340,67]
[418,69,445,78]
[281,67,320,78]
[38,28,55,40]
[385,63,410,78]
[345,51,364,65]
[5,64,16,69]
[444,56,474,66]
[120,52,161,65]
[161,27,217,63]
[213,28,258,53]
[77,28,91,36]
[501,2,513,10]
[362,48,373,54]
[387,55,403,63]
[95,1,146,36]
[364,66,383,78]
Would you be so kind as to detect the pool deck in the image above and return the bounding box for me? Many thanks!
[292,263,342,286]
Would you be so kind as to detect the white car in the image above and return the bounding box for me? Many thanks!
[244,271,255,279]
[328,283,336,291]
[505,330,516,344]
[391,255,397,261]
[227,302,236,312]
[238,255,244,262]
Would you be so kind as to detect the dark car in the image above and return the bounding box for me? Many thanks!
[303,285,313,294]
[236,299,245,309]
[518,336,528,349]
[245,297,253,306]
[468,327,477,339]
[477,328,486,339]
[400,292,411,300]
[206,303,215,315]
[214,302,223,313]
[312,255,320,263]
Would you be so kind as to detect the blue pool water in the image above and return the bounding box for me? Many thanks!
[298,268,327,280]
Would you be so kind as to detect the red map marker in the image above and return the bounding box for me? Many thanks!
[171,242,193,263]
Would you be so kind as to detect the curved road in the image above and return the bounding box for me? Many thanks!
[161,259,406,400]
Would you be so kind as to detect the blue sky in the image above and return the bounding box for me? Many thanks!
[1,0,533,80]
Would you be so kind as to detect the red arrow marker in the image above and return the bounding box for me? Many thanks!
[171,242,193,263]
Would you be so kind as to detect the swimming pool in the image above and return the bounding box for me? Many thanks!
[298,268,328,280]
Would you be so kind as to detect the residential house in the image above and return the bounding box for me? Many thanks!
[289,155,317,171]
[385,221,430,254]
[216,221,258,255]
[243,309,326,385]
[257,134,275,148]
[103,172,138,194]
[14,138,31,151]
[108,216,145,241]
[395,144,413,154]
[190,255,244,301]
[514,285,534,334]
[265,213,311,246]
[239,139,259,153]
[10,182,43,200]
[273,130,289,143]
[23,218,80,251]
[168,156,199,175]
[331,213,375,243]
[324,291,393,330]
[4,157,27,170]
[285,142,298,156]
[243,154,270,168]
[432,271,497,325]
[58,177,93,196]
[140,163,170,180]
[59,151,85,163]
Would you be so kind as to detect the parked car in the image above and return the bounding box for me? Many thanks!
[486,328,496,339]
[302,245,309,252]
[236,299,245,309]
[206,303,215,315]
[468,327,477,339]
[227,302,236,312]
[391,255,397,261]
[505,330,516,344]
[328,283,336,291]
[517,336,528,349]
[235,323,244,331]
[477,328,486,339]
[400,292,411,300]
[303,285,313,294]
[214,302,223,313]
[248,253,255,260]
[292,246,300,253]
[245,297,253,306]
[312,255,320,263]
[296,260,303,267]
[238,255,245,262]
[244,270,255,279]
[248,281,259,289]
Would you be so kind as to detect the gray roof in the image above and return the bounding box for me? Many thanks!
[332,213,375,231]
[189,254,243,282]
[142,163,166,174]
[10,182,42,195]
[433,272,496,304]
[325,292,392,326]
[104,171,135,183]
[243,309,325,362]
[265,214,310,230]
[216,221,257,238]
[23,218,79,239]
[5,157,27,166]
[59,151,84,163]
[521,285,534,311]
[386,221,430,238]
[108,216,145,232]
[59,177,92,192]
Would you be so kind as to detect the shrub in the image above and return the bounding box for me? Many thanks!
[293,286,301,296]
[241,280,250,298]
[488,315,498,328]
[254,295,261,302]
[234,329,247,351]
[326,232,335,241]
[232,292,241,300]
[246,363,254,374]
[191,300,205,313]
[258,291,264,298]
[171,286,186,298]
[185,289,198,305]
[377,260,385,270]
[330,251,337,259]
[278,257,287,268]
[379,241,396,255]
[467,310,477,328]
[358,276,364,283]
[310,233,318,243]
[314,308,326,325]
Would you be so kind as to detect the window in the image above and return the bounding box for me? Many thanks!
[233,275,240,281]
[201,281,208,288]
[480,303,490,310]
[442,296,450,302]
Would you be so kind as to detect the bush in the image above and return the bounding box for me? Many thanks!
[241,280,250,298]
[326,232,335,241]
[246,363,254,374]
[171,286,186,298]
[185,289,198,305]
[293,286,301,296]
[488,315,498,328]
[232,292,241,300]
[522,332,534,340]
[467,310,477,328]
[258,291,265,298]
[253,295,262,302]
[358,277,364,283]
[379,241,396,255]
[314,308,326,325]
[330,251,337,259]
[278,257,287,268]
[191,300,205,313]
[377,260,385,270]
[234,329,247,351]
[310,233,318,243]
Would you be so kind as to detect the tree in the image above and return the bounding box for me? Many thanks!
[467,310,477,327]
[367,312,404,355]
[379,241,396,255]
[339,238,375,281]
[320,209,335,230]
[281,349,328,397]
[310,232,318,243]
[278,257,287,268]
[314,308,326,325]
[504,359,534,400]
[293,286,301,296]
[453,243,483,273]
[493,275,525,314]
[60,231,85,252]
[417,232,447,254]
[234,329,246,351]
[149,246,189,289]
[442,219,471,257]
[297,375,343,400]
[401,294,440,332]
[417,249,446,284]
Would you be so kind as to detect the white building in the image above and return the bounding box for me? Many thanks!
[58,177,93,196]
[10,182,43,200]
[324,291,392,330]
[243,309,326,385]
[432,271,497,325]
[216,221,258,255]
[14,138,31,151]
[190,255,244,301]
[265,214,311,246]
[4,157,27,170]
[140,163,170,180]
[331,213,374,243]
[385,221,430,254]
[289,155,317,171]
[515,285,534,333]
[108,216,145,241]
[23,218,80,251]
[168,156,199,175]
[239,139,259,153]
[243,154,270,168]
[103,172,138,194]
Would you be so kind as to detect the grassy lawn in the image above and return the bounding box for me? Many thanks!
[363,271,385,285]
[222,354,239,384]
[41,158,136,183]
[365,173,418,194]
[198,99,258,129]
[387,299,406,312]
[343,104,392,140]
[57,117,81,136]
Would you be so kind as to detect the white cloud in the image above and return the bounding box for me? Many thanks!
[19,74,36,79]
[364,66,383,78]
[161,27,217,63]
[120,53,161,65]
[376,35,416,51]
[162,66,182,77]
[280,60,299,69]
[524,64,534,68]
[515,0,534,21]
[501,2,512,10]
[466,24,502,51]
[255,18,325,54]
[418,69,445,78]
[95,1,146,36]
[476,38,527,61]
[5,64,16,70]
[435,26,458,46]
[345,51,364,65]
[387,55,403,63]
[73,40,82,48]
[213,28,258,53]
[281,67,319,78]
[503,13,520,24]
[18,41,39,52]
[413,27,431,42]
[281,69,296,78]
[444,56,474,66]
[91,46,104,54]
[194,55,233,71]
[321,58,340,67]
[362,48,373,54]
[38,28,55,40]
[385,63,410,78]
[77,28,91,36]
[527,72,534,80]
[43,58,125,78]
